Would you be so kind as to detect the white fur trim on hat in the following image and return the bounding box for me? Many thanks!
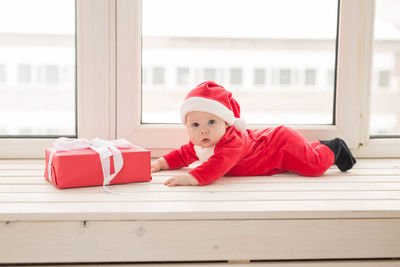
[181,97,235,125]
[233,118,247,132]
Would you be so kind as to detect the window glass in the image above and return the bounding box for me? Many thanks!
[0,0,75,136]
[370,0,400,136]
[142,0,338,124]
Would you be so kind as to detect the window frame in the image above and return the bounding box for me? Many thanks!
[0,0,117,158]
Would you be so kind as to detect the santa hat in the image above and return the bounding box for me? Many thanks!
[180,81,247,132]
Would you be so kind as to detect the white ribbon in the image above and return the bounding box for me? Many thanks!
[47,137,134,194]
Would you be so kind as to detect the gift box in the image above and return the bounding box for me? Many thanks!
[44,140,152,189]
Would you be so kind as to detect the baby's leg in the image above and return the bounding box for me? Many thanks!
[269,126,335,176]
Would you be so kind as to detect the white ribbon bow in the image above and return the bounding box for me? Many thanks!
[48,137,134,194]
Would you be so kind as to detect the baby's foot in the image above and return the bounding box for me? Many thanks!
[320,138,356,171]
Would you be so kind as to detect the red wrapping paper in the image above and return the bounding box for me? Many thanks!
[44,146,152,189]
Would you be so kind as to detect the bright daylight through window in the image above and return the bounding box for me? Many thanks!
[370,0,400,136]
[0,0,75,137]
[142,0,339,125]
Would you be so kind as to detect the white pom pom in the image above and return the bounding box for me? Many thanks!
[233,118,247,132]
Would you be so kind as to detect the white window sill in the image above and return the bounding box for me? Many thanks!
[1,158,400,264]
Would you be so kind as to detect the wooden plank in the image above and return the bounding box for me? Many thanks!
[0,177,48,184]
[325,168,400,176]
[0,200,400,221]
[1,191,400,203]
[1,175,400,185]
[0,158,398,170]
[2,182,400,193]
[0,170,44,177]
[350,158,400,169]
[8,261,400,267]
[1,219,399,263]
[153,168,400,176]
[0,159,45,165]
[0,164,45,170]
[153,176,400,184]
[3,167,400,178]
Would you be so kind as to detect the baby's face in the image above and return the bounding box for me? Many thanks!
[185,111,228,148]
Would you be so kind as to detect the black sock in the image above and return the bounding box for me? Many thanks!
[320,138,356,172]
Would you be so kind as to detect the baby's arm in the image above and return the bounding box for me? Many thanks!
[152,157,199,186]
[151,157,169,173]
[153,142,200,186]
[152,157,199,187]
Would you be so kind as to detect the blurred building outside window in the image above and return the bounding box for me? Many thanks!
[370,0,400,136]
[1,0,399,137]
[0,0,75,137]
[142,0,340,125]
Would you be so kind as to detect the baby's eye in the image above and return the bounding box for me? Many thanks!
[192,122,199,127]
[208,120,216,125]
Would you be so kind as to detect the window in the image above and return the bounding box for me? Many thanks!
[6,1,397,158]
[46,65,59,84]
[204,68,216,82]
[0,0,75,138]
[279,69,291,85]
[0,65,6,83]
[254,68,266,85]
[177,67,189,85]
[369,0,400,137]
[153,67,165,85]
[378,70,390,88]
[21,0,390,157]
[17,65,32,83]
[230,68,242,85]
[1,1,118,157]
[305,69,316,86]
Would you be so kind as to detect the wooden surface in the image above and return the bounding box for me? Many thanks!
[1,159,400,264]
[5,261,400,267]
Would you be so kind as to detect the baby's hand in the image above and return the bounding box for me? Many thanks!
[164,174,199,187]
[151,157,169,173]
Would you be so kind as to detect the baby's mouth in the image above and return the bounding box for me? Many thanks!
[201,138,210,143]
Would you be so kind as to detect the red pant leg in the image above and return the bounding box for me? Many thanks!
[268,126,335,176]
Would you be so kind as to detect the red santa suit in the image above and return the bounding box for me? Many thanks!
[163,125,335,185]
[162,81,336,186]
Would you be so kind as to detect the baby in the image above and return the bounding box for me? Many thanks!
[151,81,356,187]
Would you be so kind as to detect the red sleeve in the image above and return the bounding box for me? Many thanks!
[189,129,245,185]
[163,142,198,170]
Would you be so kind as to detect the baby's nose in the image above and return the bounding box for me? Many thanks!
[200,128,208,135]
